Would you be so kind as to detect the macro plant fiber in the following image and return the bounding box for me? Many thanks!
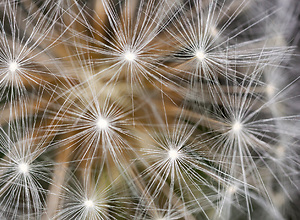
[0,0,299,219]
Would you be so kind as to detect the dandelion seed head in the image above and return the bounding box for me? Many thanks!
[84,199,94,208]
[195,49,206,61]
[8,61,19,73]
[168,149,179,161]
[0,1,297,219]
[96,117,109,130]
[124,51,136,62]
[18,162,29,174]
[232,121,242,134]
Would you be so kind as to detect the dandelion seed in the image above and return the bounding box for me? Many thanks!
[139,116,224,218]
[56,170,125,219]
[18,162,29,174]
[124,51,136,62]
[232,121,242,134]
[96,116,109,130]
[168,148,179,161]
[84,199,94,208]
[8,61,19,73]
[195,49,206,61]
[275,145,285,158]
[266,84,275,96]
[227,185,237,194]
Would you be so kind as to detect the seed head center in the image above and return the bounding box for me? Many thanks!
[232,121,242,133]
[84,199,94,208]
[124,51,136,62]
[96,117,109,130]
[18,162,29,174]
[8,61,19,73]
[168,149,179,161]
[195,49,206,61]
